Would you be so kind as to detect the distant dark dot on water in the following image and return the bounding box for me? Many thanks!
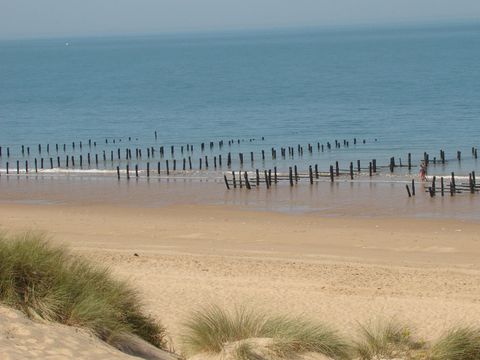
[134,253,139,257]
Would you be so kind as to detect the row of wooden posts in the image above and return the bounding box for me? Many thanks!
[223,159,382,190]
[405,172,478,197]
[0,135,371,159]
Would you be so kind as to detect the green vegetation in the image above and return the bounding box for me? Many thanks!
[353,318,425,359]
[429,326,480,360]
[181,305,351,359]
[0,232,166,349]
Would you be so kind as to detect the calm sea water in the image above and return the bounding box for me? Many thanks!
[1,22,480,175]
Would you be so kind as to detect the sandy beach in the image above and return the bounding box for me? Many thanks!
[1,201,479,352]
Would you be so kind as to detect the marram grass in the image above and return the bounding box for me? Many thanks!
[181,305,351,359]
[429,326,480,360]
[0,232,166,348]
[352,318,425,360]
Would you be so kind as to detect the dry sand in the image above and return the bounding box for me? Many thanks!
[1,203,480,357]
[0,306,137,360]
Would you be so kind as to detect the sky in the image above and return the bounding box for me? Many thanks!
[1,0,480,39]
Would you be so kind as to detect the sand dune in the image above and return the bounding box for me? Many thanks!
[1,203,480,357]
[0,306,137,360]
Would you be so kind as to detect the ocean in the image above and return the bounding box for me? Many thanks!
[1,22,480,213]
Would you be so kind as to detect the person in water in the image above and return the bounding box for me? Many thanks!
[419,161,427,181]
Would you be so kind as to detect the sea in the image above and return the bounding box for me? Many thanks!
[1,22,480,217]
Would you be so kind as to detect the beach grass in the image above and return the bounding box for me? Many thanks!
[181,304,351,359]
[352,318,425,359]
[0,231,166,349]
[429,326,480,360]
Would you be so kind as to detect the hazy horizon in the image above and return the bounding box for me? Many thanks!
[1,0,480,40]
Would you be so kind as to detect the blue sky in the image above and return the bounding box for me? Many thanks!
[1,0,480,39]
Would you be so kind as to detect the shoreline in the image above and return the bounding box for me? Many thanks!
[2,175,480,221]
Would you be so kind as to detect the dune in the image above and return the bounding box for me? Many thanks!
[0,305,136,360]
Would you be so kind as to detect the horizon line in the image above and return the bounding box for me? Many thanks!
[0,17,479,42]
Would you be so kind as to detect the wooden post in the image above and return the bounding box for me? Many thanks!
[25,161,28,174]
[294,165,298,182]
[330,165,334,182]
[256,169,260,185]
[147,162,150,177]
[166,160,170,175]
[440,177,444,196]
[224,175,230,189]
[289,167,293,186]
[157,162,161,174]
[357,160,361,173]
[309,166,313,184]
[335,161,339,176]
[431,176,436,196]
[232,171,237,188]
[451,172,456,192]
[135,164,139,178]
[457,151,461,161]
[372,159,377,173]
[349,162,354,180]
[264,170,270,189]
[117,166,120,180]
[412,179,416,196]
[126,165,130,180]
[35,158,38,173]
[315,164,319,179]
[369,162,372,177]
[244,171,251,190]
[406,185,411,197]
[408,153,412,170]
[274,166,278,183]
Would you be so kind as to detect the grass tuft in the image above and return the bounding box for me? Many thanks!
[181,304,351,359]
[353,318,424,359]
[0,232,166,348]
[429,326,480,360]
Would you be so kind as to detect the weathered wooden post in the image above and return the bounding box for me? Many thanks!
[244,172,251,189]
[406,185,411,197]
[330,165,334,182]
[224,175,230,189]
